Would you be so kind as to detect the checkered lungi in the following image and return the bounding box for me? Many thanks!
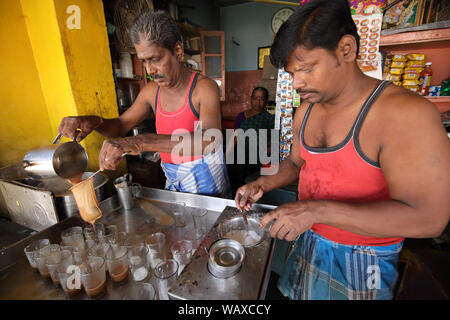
[278,229,403,300]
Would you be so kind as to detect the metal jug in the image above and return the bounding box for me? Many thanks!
[23,133,88,180]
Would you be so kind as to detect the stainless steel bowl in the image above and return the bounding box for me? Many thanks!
[217,216,265,247]
[23,142,88,180]
[207,239,245,279]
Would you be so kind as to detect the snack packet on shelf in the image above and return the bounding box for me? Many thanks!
[391,61,406,68]
[389,74,402,82]
[403,79,423,87]
[392,54,407,62]
[429,86,441,97]
[390,67,404,75]
[404,67,424,74]
[406,60,426,68]
[406,53,426,61]
[403,72,421,80]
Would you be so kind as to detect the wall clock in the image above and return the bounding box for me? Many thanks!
[271,7,295,34]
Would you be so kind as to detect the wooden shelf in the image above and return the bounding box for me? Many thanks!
[204,53,223,57]
[117,76,142,81]
[177,22,200,37]
[426,96,450,113]
[184,48,201,56]
[426,96,450,102]
[380,27,450,46]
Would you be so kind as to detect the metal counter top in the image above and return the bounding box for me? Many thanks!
[0,188,275,300]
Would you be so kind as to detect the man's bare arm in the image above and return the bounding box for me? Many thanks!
[96,84,156,138]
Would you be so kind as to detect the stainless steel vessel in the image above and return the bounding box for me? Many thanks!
[207,239,245,279]
[23,141,88,180]
[217,216,265,247]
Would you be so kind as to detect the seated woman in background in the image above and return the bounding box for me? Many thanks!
[234,87,274,131]
[229,87,275,195]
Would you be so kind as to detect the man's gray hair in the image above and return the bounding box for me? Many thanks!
[129,10,183,52]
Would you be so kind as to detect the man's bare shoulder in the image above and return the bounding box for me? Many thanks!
[195,74,220,92]
[192,74,220,105]
[373,83,445,149]
[376,83,440,122]
[135,81,159,108]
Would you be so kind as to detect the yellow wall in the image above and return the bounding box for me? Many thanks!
[53,0,120,170]
[0,0,124,176]
[0,1,54,167]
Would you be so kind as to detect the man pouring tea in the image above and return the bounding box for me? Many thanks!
[57,10,230,198]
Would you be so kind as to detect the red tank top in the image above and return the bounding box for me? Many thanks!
[299,80,403,246]
[155,72,202,164]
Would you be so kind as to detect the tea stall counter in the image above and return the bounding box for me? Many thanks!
[0,188,276,300]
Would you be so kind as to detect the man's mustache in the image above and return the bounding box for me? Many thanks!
[153,74,165,79]
[296,89,318,95]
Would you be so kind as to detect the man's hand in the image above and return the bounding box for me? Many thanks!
[99,136,143,170]
[57,116,102,143]
[235,180,265,212]
[260,201,318,242]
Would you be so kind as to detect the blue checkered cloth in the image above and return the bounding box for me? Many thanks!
[278,229,403,300]
[160,148,231,199]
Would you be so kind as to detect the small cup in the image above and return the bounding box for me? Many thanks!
[123,283,156,300]
[87,242,110,260]
[173,202,187,228]
[127,245,150,283]
[145,233,167,269]
[35,253,50,278]
[94,222,106,239]
[192,209,208,239]
[154,259,179,300]
[105,245,129,283]
[114,175,142,210]
[124,233,144,249]
[99,225,118,245]
[83,225,97,241]
[71,234,86,253]
[46,249,72,286]
[70,239,94,264]
[171,240,193,276]
[57,259,82,297]
[61,226,83,247]
[109,231,128,249]
[80,256,107,298]
[24,239,50,270]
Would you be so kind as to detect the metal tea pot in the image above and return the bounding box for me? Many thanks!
[23,132,88,180]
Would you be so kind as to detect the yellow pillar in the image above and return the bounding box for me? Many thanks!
[20,0,78,134]
[19,0,125,175]
[0,1,53,168]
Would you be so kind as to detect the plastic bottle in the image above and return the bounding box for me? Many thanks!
[119,52,133,79]
[420,62,432,96]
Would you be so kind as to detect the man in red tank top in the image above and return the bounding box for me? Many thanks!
[56,10,229,197]
[236,0,449,300]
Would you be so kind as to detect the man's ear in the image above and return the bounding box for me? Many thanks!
[173,41,184,62]
[337,35,358,63]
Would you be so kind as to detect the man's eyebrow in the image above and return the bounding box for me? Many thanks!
[138,55,151,60]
